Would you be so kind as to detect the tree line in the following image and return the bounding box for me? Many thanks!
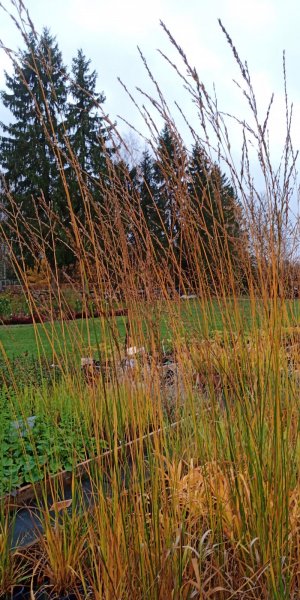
[0,29,247,292]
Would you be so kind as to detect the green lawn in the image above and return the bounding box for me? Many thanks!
[0,315,128,361]
[0,297,299,360]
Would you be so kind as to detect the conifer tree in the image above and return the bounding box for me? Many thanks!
[65,49,112,218]
[187,142,244,290]
[0,28,67,267]
[138,148,162,246]
[153,124,187,259]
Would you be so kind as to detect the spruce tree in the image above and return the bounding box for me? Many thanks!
[65,49,112,217]
[153,124,187,258]
[187,142,244,290]
[0,29,68,267]
[138,148,162,248]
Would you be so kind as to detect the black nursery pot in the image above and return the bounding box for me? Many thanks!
[34,590,81,600]
[10,586,31,600]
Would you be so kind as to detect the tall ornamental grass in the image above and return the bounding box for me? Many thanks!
[0,2,300,598]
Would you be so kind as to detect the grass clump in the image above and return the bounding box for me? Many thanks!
[0,2,300,598]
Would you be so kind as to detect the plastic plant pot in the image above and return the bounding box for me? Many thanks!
[11,586,30,600]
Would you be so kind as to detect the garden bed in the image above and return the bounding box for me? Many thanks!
[0,307,128,326]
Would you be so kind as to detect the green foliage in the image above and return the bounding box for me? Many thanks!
[0,29,68,268]
[65,50,112,205]
[0,33,114,269]
[154,124,187,244]
[0,296,10,317]
[186,142,245,291]
[0,291,29,317]
[134,128,245,289]
[0,29,245,283]
[0,386,107,495]
[0,354,59,388]
[138,149,161,246]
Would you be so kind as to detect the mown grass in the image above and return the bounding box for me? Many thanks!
[2,296,296,359]
[0,313,127,360]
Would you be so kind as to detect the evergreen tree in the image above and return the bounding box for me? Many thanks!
[0,29,68,267]
[65,49,112,217]
[138,148,162,247]
[153,124,188,264]
[187,142,244,290]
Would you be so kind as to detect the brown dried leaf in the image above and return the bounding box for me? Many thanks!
[49,498,72,512]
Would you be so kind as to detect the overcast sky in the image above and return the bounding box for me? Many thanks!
[0,0,300,187]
